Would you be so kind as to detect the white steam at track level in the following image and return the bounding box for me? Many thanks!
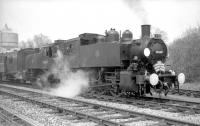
[123,0,148,24]
[37,50,89,98]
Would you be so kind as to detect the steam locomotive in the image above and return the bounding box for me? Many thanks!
[0,25,185,96]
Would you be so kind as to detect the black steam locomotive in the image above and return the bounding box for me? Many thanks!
[0,25,185,96]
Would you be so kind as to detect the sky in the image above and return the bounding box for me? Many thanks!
[0,0,200,44]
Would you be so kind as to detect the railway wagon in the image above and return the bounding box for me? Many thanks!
[0,48,39,81]
[0,53,6,80]
[4,50,18,80]
[25,45,55,82]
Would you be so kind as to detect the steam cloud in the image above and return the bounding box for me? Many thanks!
[123,0,148,24]
[37,50,89,98]
[152,26,168,41]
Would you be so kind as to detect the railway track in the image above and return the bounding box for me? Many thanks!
[1,80,200,98]
[0,103,43,126]
[170,89,200,98]
[82,92,200,114]
[0,84,199,126]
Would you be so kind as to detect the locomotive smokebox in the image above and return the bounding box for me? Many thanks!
[141,25,151,38]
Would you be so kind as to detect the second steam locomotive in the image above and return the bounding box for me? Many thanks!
[0,25,185,96]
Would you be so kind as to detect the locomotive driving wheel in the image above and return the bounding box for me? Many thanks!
[163,82,169,96]
[150,81,170,96]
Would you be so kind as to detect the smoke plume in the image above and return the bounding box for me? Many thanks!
[37,50,89,98]
[123,0,148,24]
[152,26,168,42]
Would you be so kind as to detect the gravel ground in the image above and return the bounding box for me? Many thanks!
[125,120,159,126]
[0,115,8,126]
[0,93,160,126]
[1,85,199,125]
[180,83,200,91]
[0,95,97,126]
[75,96,200,125]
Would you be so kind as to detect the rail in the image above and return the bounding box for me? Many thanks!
[0,104,43,126]
[0,84,199,126]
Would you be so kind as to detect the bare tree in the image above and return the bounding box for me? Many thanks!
[19,34,52,48]
[33,34,52,48]
[168,26,200,82]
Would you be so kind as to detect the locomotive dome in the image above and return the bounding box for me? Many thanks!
[106,28,119,42]
[122,30,133,42]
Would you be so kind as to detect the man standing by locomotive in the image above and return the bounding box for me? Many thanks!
[127,56,139,72]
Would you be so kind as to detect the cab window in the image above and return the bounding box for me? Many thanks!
[48,47,52,57]
[43,47,53,57]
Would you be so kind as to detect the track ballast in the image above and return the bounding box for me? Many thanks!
[0,84,199,126]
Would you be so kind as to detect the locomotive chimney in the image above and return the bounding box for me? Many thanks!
[141,25,151,38]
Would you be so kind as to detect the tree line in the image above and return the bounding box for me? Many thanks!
[19,34,52,48]
[167,26,200,82]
